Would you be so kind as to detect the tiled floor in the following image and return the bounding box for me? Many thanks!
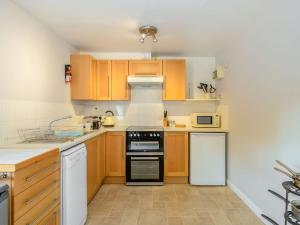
[87,184,264,225]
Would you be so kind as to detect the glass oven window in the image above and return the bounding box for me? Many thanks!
[130,141,159,151]
[197,116,212,125]
[131,160,159,180]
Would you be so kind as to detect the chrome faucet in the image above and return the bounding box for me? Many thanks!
[48,115,72,134]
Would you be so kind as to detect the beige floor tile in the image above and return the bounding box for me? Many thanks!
[138,208,167,225]
[88,184,264,225]
[167,217,183,225]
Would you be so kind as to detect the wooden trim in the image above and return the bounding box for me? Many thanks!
[103,176,125,184]
[164,176,188,184]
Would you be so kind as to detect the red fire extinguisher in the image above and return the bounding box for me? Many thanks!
[65,64,72,83]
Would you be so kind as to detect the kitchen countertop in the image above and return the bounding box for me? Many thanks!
[163,126,228,132]
[0,125,227,169]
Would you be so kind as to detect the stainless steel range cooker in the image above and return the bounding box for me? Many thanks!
[126,126,164,185]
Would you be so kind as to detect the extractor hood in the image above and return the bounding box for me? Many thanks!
[127,75,164,86]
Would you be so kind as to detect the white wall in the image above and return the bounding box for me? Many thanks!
[0,0,77,144]
[216,0,300,224]
[74,54,218,126]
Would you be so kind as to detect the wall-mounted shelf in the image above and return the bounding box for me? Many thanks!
[185,98,222,102]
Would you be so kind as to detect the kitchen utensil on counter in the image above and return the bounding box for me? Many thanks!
[163,110,168,127]
[175,124,186,128]
[102,110,115,127]
[274,160,300,188]
[92,116,100,130]
[167,120,175,127]
[291,200,300,221]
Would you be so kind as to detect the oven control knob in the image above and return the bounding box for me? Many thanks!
[137,133,140,137]
[129,133,132,137]
[133,133,136,137]
[153,133,156,137]
[157,133,160,137]
[150,134,153,137]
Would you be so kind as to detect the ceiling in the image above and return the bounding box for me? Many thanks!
[13,0,267,56]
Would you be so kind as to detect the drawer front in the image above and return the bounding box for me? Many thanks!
[14,170,60,221]
[37,205,60,225]
[14,154,60,195]
[15,188,60,225]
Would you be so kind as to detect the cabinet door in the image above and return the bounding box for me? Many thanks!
[163,60,186,100]
[97,60,111,100]
[85,137,99,203]
[70,54,96,100]
[98,134,106,186]
[111,60,130,100]
[164,132,188,177]
[105,132,125,177]
[129,60,162,75]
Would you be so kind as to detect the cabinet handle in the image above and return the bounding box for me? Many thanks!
[25,180,58,205]
[108,75,110,99]
[26,198,58,225]
[131,157,159,160]
[25,162,57,182]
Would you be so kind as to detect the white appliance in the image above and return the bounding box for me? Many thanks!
[190,133,226,185]
[191,113,221,128]
[61,144,87,225]
[127,75,163,86]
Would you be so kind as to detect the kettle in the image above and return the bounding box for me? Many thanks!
[102,110,115,127]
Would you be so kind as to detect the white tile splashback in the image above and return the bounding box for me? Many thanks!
[0,99,77,144]
[76,86,219,127]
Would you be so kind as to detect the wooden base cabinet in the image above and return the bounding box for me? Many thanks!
[0,149,61,225]
[105,132,125,180]
[85,133,106,203]
[164,132,189,183]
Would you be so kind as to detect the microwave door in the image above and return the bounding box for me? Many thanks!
[197,116,213,125]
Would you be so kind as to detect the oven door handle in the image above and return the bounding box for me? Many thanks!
[131,157,159,160]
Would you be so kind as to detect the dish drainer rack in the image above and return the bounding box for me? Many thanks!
[17,127,75,143]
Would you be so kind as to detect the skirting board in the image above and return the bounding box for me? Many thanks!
[227,180,267,225]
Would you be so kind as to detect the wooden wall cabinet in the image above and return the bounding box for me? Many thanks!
[111,60,130,100]
[163,60,186,100]
[70,54,97,100]
[129,60,163,75]
[105,132,125,178]
[96,60,111,100]
[164,132,189,183]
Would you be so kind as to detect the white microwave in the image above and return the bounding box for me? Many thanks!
[191,113,221,128]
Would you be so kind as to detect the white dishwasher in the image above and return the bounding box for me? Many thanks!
[61,144,87,225]
[190,133,226,185]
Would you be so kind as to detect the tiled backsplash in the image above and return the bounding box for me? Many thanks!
[0,99,77,144]
[74,86,219,127]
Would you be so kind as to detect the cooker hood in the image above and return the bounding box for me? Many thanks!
[127,75,164,86]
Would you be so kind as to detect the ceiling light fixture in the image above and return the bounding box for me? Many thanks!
[139,25,158,43]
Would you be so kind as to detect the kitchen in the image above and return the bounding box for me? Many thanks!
[0,1,300,225]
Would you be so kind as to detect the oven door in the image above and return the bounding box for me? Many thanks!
[126,155,164,185]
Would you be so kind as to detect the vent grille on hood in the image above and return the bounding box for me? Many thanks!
[127,75,164,86]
